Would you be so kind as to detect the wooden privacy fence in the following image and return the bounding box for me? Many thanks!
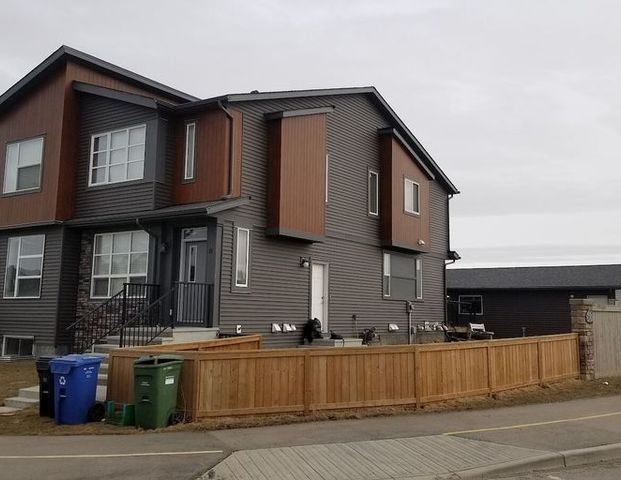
[107,333,579,420]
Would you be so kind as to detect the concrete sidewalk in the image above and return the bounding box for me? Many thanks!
[1,395,621,480]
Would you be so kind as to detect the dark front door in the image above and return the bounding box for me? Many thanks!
[177,228,209,326]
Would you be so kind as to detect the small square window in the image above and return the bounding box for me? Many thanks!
[3,137,44,194]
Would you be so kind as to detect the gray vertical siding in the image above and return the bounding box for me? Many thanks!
[217,93,451,347]
[0,226,63,352]
[74,93,159,217]
[55,228,81,351]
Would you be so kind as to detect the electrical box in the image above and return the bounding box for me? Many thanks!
[236,325,242,334]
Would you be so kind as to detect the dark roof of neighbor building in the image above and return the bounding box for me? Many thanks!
[1,46,459,195]
[447,265,621,290]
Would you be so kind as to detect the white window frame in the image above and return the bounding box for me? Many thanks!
[184,122,196,180]
[1,335,34,357]
[3,136,44,194]
[383,252,391,297]
[368,169,379,216]
[90,231,149,299]
[234,227,250,288]
[458,295,483,315]
[3,234,45,299]
[325,152,329,203]
[88,124,146,187]
[415,257,423,300]
[404,178,420,215]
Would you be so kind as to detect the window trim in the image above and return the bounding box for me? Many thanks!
[368,168,379,216]
[183,122,197,181]
[90,230,150,299]
[458,295,484,315]
[383,252,391,297]
[88,124,146,187]
[3,234,45,299]
[415,257,423,300]
[234,227,250,288]
[3,135,45,195]
[404,177,420,215]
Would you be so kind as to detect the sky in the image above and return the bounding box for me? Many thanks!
[1,0,620,268]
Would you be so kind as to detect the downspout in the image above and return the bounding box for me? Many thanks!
[445,194,453,325]
[217,100,236,198]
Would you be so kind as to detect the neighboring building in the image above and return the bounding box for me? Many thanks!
[0,46,458,356]
[447,265,621,338]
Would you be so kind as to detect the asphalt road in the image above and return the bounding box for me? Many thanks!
[493,458,621,479]
[1,394,620,480]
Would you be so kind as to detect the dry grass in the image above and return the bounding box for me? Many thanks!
[2,358,620,436]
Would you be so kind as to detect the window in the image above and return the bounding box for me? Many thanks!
[368,169,379,216]
[1,336,34,357]
[383,252,423,300]
[91,231,149,298]
[458,295,483,315]
[383,253,391,296]
[415,258,423,299]
[89,125,146,186]
[3,235,45,298]
[184,122,196,180]
[325,153,329,203]
[404,178,420,214]
[3,136,44,193]
[234,227,250,288]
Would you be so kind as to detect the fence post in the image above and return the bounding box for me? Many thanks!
[537,339,545,385]
[487,344,494,395]
[303,351,311,413]
[414,345,422,408]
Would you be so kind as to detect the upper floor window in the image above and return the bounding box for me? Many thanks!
[91,230,148,298]
[234,227,250,288]
[3,234,45,298]
[368,169,379,216]
[458,295,483,315]
[3,137,44,194]
[184,122,196,181]
[89,125,146,186]
[404,178,420,215]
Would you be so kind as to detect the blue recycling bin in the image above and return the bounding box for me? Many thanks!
[50,354,103,425]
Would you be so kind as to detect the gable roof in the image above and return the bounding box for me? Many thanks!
[447,265,621,290]
[0,45,197,112]
[178,87,459,194]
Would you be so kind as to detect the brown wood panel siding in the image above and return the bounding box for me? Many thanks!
[174,109,242,203]
[266,113,326,239]
[0,67,65,226]
[0,226,63,350]
[380,134,430,251]
[217,94,450,347]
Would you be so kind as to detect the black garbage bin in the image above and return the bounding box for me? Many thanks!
[36,356,55,418]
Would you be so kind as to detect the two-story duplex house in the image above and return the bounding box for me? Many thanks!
[0,46,458,356]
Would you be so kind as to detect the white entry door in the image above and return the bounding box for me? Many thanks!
[311,263,328,332]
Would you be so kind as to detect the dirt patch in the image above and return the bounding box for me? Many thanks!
[2,375,621,435]
[0,360,38,401]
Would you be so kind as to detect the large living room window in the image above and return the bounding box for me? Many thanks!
[89,125,146,186]
[3,234,45,298]
[383,252,423,300]
[91,231,149,298]
[3,136,44,194]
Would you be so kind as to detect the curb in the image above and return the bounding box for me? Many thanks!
[561,442,621,467]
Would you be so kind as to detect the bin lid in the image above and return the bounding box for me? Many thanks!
[50,354,103,374]
[134,354,183,367]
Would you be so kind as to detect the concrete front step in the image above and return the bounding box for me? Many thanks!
[104,335,164,346]
[0,406,20,415]
[4,396,39,409]
[97,373,108,386]
[18,385,40,400]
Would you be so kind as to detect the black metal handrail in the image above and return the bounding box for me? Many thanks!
[175,282,211,327]
[66,283,159,353]
[118,285,176,348]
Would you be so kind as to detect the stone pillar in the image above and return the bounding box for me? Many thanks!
[570,298,595,380]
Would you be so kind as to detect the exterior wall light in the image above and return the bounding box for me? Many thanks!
[299,257,310,268]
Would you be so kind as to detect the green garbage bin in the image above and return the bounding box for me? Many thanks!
[133,354,183,429]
